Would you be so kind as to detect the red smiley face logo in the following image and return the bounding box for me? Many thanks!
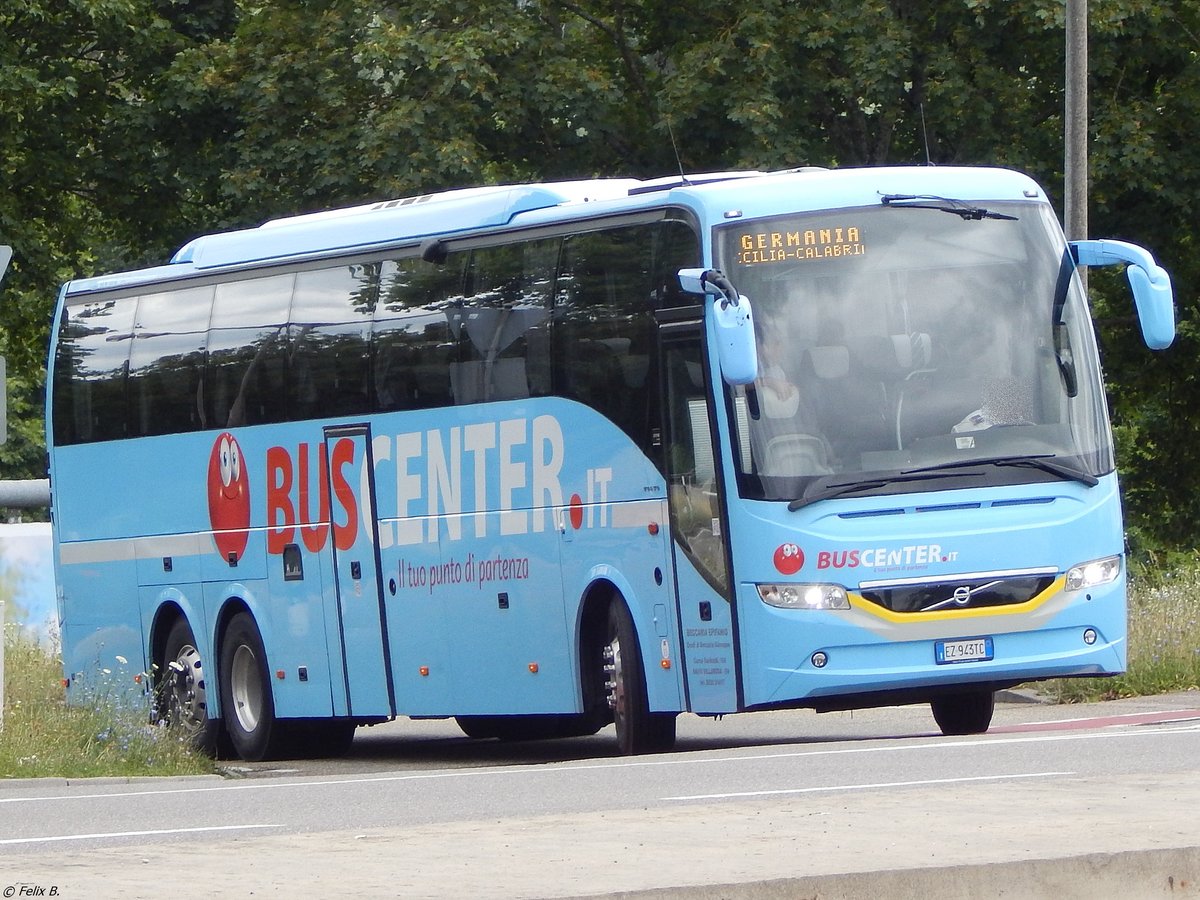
[208,432,250,559]
[773,542,804,575]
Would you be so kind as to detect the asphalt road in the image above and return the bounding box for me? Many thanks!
[3,691,1200,898]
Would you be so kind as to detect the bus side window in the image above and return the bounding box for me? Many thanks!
[452,241,554,405]
[555,226,657,441]
[52,296,137,445]
[127,286,211,437]
[206,275,292,427]
[653,219,704,311]
[290,264,376,421]
[373,254,465,411]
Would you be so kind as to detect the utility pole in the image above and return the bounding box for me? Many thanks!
[1065,0,1088,245]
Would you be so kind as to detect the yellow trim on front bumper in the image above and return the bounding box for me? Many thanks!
[848,575,1066,623]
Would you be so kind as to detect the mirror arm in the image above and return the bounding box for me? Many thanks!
[700,269,741,309]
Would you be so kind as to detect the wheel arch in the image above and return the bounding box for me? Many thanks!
[573,569,648,654]
[576,578,619,719]
[573,571,681,720]
[573,571,682,716]
[148,593,209,700]
[149,599,187,678]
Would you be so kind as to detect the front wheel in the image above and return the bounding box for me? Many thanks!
[931,690,995,735]
[219,612,289,761]
[604,600,676,755]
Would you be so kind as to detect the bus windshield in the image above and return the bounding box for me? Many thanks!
[718,201,1112,504]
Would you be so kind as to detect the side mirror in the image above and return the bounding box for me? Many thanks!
[1071,239,1175,350]
[678,268,759,384]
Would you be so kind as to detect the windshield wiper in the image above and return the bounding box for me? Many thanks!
[903,454,1099,486]
[788,470,982,512]
[787,454,1098,511]
[880,194,1019,221]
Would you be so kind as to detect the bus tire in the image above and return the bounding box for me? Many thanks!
[156,617,223,756]
[219,612,289,761]
[605,600,677,755]
[931,690,995,735]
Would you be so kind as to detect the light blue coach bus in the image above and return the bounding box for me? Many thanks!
[48,166,1174,760]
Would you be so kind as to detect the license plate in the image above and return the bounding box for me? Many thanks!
[935,636,994,664]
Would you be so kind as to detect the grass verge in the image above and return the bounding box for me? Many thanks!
[1,626,215,779]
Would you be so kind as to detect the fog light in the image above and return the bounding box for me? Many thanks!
[811,651,828,668]
[1083,628,1098,645]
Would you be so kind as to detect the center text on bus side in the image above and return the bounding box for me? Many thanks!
[261,414,617,554]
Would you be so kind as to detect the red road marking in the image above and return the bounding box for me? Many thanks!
[989,708,1200,734]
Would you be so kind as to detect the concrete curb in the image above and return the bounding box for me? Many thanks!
[0,774,223,790]
[995,687,1051,704]
[578,847,1200,899]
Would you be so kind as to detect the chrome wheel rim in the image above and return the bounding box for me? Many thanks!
[604,633,627,728]
[167,642,207,731]
[230,644,262,733]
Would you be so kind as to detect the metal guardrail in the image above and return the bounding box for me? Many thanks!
[0,479,50,507]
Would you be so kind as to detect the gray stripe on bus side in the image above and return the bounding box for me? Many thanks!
[59,532,210,566]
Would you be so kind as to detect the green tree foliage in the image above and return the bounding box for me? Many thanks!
[0,0,232,482]
[1082,2,1200,558]
[0,0,1195,556]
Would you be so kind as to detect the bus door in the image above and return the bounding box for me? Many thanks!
[323,424,395,717]
[658,318,741,714]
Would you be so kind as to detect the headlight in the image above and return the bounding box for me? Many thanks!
[757,583,849,610]
[1065,555,1121,591]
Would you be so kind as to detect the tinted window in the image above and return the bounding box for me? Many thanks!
[555,220,699,446]
[52,296,137,444]
[206,274,292,427]
[373,254,467,411]
[452,241,555,403]
[289,264,377,420]
[128,286,211,436]
[53,215,699,445]
[655,219,704,309]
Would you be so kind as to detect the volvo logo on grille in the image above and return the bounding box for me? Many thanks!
[921,579,1002,612]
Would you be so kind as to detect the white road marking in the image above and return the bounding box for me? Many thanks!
[663,770,1074,801]
[0,824,282,846]
[1,722,1196,807]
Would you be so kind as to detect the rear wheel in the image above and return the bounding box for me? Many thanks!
[156,618,223,756]
[219,612,290,761]
[604,600,676,755]
[931,690,995,735]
